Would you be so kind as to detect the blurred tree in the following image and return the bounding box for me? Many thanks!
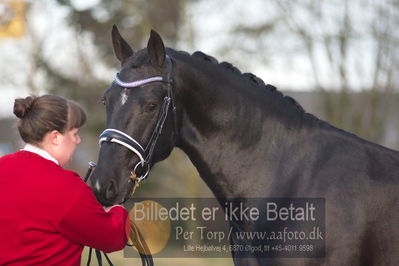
[273,0,398,144]
[223,0,399,145]
[56,0,187,65]
[25,0,189,133]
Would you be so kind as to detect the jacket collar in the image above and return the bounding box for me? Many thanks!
[22,144,59,165]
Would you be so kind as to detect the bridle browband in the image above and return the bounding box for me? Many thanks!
[99,55,177,185]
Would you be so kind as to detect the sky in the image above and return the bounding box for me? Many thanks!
[0,0,395,118]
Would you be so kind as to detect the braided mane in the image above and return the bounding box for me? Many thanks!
[190,51,305,113]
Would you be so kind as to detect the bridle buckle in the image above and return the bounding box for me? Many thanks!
[129,171,141,196]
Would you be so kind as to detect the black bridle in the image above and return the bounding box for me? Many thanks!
[89,55,176,266]
[99,55,177,184]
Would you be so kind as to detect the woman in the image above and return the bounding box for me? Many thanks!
[0,95,129,265]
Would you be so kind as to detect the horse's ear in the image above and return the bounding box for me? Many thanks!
[112,25,133,64]
[147,29,165,67]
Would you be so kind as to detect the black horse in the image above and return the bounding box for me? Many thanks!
[90,26,399,266]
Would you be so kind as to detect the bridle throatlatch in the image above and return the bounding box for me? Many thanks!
[99,55,176,189]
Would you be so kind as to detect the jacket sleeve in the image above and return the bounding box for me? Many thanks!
[56,185,129,253]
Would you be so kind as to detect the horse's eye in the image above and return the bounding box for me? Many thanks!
[146,103,158,113]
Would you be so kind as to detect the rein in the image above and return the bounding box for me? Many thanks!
[84,162,154,266]
[99,55,177,186]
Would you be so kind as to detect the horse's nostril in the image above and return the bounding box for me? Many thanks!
[105,180,118,202]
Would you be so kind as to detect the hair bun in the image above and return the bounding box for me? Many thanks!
[13,96,36,119]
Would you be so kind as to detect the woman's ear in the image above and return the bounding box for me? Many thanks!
[47,130,61,145]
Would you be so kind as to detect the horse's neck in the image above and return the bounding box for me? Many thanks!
[175,58,315,198]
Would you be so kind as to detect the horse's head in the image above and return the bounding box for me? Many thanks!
[91,26,178,206]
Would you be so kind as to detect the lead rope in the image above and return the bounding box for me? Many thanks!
[84,162,153,266]
[84,162,114,266]
[129,172,154,266]
[85,245,114,266]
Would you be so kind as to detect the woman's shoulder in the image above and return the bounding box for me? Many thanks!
[0,150,26,162]
[0,151,90,222]
[1,150,85,189]
[1,150,56,165]
[0,151,50,172]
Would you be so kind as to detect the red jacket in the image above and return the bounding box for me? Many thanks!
[0,151,129,265]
